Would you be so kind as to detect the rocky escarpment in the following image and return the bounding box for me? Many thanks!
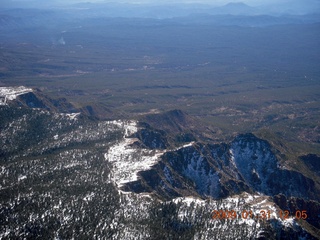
[0,86,77,113]
[133,126,168,149]
[0,86,115,119]
[230,134,318,200]
[123,142,251,199]
[123,133,319,202]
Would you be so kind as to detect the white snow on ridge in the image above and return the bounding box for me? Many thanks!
[106,137,165,187]
[105,120,165,187]
[173,196,205,206]
[0,86,33,105]
[65,112,81,120]
[179,141,195,149]
[105,120,196,188]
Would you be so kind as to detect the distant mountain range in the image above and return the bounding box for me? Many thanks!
[1,1,320,17]
[1,4,320,31]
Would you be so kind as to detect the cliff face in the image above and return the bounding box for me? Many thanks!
[0,86,77,113]
[123,133,319,201]
[14,91,77,113]
[230,134,317,199]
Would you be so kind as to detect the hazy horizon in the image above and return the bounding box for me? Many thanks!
[2,0,320,8]
[1,0,319,17]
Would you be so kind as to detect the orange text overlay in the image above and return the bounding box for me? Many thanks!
[211,210,308,220]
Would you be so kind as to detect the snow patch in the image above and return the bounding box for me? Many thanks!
[0,86,33,105]
[105,120,195,188]
[173,196,205,206]
[18,175,27,181]
[83,192,95,201]
[106,138,165,187]
[105,120,164,187]
[65,112,81,120]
